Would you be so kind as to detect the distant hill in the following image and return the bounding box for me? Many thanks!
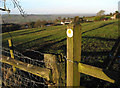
[2,14,95,24]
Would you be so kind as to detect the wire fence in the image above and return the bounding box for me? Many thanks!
[1,45,120,87]
[1,47,66,87]
[2,47,45,67]
[2,63,49,87]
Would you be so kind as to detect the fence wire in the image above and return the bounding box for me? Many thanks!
[2,63,49,87]
[1,46,120,87]
[2,47,66,87]
[2,47,45,68]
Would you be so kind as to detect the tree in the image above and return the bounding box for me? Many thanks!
[94,16,105,21]
[74,16,80,23]
[0,0,25,16]
[58,17,61,21]
[28,22,35,28]
[110,13,113,16]
[95,10,105,21]
[115,11,119,14]
[113,11,119,15]
[67,17,70,21]
[116,13,120,19]
[34,20,41,28]
[62,18,66,22]
[74,16,83,23]
[96,10,105,16]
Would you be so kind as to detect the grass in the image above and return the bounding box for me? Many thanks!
[2,19,118,56]
[2,19,119,87]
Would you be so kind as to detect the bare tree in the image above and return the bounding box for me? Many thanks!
[0,0,10,13]
[0,0,25,16]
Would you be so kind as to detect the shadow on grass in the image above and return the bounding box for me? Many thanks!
[82,22,115,34]
[16,35,52,48]
[38,38,67,52]
[103,69,120,84]
[19,29,46,35]
[82,36,117,41]
[56,44,109,56]
[81,51,109,56]
[16,35,117,57]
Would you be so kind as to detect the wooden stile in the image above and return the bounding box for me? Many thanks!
[78,63,115,83]
[1,55,51,81]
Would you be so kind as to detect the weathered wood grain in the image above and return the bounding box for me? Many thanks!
[1,55,51,81]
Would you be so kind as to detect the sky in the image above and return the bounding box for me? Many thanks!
[1,0,120,14]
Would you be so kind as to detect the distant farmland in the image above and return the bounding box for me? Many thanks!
[2,14,95,23]
[2,19,119,87]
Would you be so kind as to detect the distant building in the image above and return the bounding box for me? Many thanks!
[111,13,120,20]
[25,25,29,28]
[111,16,115,20]
[61,21,64,25]
[61,20,72,25]
[65,21,72,24]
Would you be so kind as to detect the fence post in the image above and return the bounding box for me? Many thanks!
[8,39,14,59]
[67,17,82,86]
[44,54,59,86]
[8,39,16,72]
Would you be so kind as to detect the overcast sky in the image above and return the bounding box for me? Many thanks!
[1,0,120,14]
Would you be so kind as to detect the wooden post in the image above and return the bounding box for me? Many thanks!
[8,39,14,59]
[67,17,82,86]
[44,54,59,86]
[8,39,16,72]
[78,63,115,83]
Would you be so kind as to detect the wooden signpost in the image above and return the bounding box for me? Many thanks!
[67,17,82,86]
[66,17,119,87]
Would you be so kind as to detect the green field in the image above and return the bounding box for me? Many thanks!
[2,19,119,87]
[2,20,118,57]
